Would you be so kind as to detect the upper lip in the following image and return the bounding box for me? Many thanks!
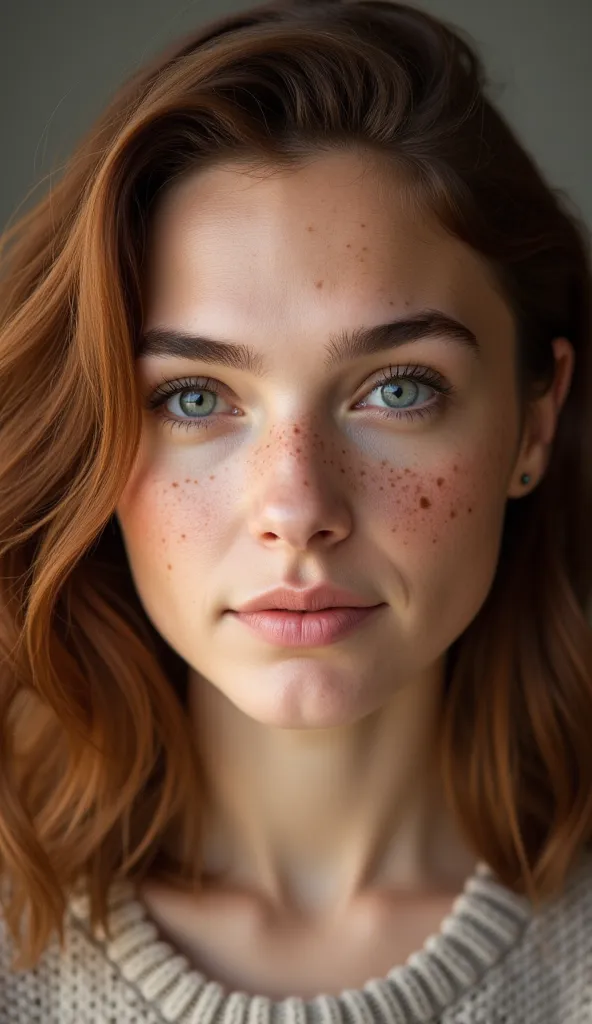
[233,584,382,613]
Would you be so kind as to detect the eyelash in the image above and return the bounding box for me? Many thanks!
[146,364,456,435]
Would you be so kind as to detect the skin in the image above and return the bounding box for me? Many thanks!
[115,149,574,996]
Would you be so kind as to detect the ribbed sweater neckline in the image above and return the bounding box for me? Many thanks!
[67,860,533,1023]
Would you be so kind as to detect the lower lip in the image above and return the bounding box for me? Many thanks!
[228,605,385,647]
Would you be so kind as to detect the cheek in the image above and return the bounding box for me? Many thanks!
[360,445,508,552]
[356,444,510,645]
[116,464,231,578]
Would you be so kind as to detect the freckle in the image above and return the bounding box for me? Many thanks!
[404,468,410,474]
[172,482,178,488]
[181,533,186,539]
[307,225,315,232]
[193,479,198,483]
[453,464,458,472]
[296,447,301,453]
[379,486,384,491]
[362,246,368,251]
[346,243,351,248]
[341,449,346,455]
[437,477,444,486]
[360,223,366,227]
[303,480,309,486]
[209,474,215,480]
[450,509,457,518]
[468,506,473,513]
[315,280,324,289]
[293,427,301,435]
[420,496,431,508]
[167,564,172,570]
[340,468,346,474]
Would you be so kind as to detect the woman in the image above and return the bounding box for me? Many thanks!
[0,0,591,1020]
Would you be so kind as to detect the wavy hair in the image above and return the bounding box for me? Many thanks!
[1,0,591,971]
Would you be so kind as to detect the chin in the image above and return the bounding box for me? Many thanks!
[220,662,385,730]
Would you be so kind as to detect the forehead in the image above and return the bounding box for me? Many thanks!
[142,151,513,348]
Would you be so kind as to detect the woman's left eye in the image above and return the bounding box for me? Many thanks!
[354,365,455,422]
[146,365,456,435]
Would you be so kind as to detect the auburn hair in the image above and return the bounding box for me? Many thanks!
[0,0,591,972]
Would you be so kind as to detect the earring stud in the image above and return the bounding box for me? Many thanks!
[520,473,531,485]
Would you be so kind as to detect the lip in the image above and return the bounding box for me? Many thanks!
[233,583,380,614]
[228,605,386,647]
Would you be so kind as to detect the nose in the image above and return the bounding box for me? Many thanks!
[246,427,353,553]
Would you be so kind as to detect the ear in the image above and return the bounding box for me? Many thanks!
[507,337,575,498]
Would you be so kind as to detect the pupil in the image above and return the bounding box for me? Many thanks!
[180,390,211,416]
[385,381,415,407]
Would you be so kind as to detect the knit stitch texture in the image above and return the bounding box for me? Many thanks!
[2,851,592,1023]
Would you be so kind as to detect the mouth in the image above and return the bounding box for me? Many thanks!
[255,606,359,612]
[226,604,387,647]
[227,604,382,613]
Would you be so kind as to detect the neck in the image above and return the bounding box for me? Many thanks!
[183,662,477,922]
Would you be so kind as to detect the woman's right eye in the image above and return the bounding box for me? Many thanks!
[147,376,240,434]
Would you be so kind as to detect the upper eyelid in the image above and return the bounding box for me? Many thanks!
[146,362,448,399]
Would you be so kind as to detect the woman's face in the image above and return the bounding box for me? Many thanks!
[116,150,526,728]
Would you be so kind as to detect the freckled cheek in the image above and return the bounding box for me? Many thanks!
[359,456,498,549]
[116,470,228,574]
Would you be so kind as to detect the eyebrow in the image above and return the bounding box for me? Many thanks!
[137,309,480,375]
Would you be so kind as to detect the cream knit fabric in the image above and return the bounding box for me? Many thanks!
[2,850,592,1023]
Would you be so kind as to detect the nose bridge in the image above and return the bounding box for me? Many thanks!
[256,417,331,491]
[246,419,351,549]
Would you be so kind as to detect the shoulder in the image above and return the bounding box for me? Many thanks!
[443,851,592,1023]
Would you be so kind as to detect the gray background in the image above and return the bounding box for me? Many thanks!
[1,0,591,231]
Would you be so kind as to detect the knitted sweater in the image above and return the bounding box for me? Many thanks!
[2,851,592,1023]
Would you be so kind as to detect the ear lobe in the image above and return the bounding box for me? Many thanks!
[507,337,575,500]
